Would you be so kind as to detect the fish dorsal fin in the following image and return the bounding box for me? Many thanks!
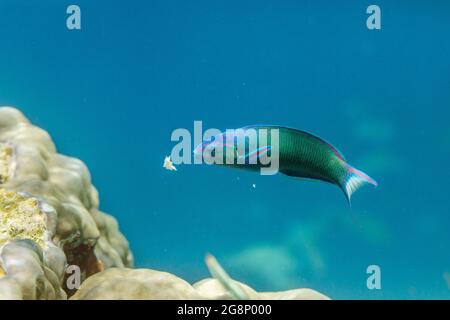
[242,125,347,161]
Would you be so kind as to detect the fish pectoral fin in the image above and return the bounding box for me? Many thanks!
[241,146,272,163]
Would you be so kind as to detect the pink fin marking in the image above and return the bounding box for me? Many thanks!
[246,146,271,162]
[341,165,378,204]
[348,166,378,187]
[330,147,345,161]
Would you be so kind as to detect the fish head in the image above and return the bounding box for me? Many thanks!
[193,139,213,162]
[193,132,237,164]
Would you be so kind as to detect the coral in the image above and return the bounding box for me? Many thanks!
[70,268,202,300]
[0,239,66,299]
[0,106,133,299]
[0,189,48,248]
[0,143,14,184]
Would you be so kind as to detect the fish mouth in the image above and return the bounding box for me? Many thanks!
[193,143,206,161]
[193,149,201,161]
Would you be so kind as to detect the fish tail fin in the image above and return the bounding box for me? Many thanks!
[340,164,378,205]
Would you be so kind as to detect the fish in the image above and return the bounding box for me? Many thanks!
[193,125,377,204]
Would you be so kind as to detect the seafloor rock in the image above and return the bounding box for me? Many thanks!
[0,107,133,299]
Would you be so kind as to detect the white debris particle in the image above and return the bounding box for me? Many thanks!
[163,155,177,171]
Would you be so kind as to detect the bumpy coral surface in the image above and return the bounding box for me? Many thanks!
[71,268,202,300]
[0,143,13,184]
[0,107,133,299]
[0,189,48,248]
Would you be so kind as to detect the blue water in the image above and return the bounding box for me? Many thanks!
[1,0,449,299]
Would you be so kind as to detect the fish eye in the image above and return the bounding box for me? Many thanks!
[210,148,216,157]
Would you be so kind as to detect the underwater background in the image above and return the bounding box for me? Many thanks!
[0,0,449,299]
